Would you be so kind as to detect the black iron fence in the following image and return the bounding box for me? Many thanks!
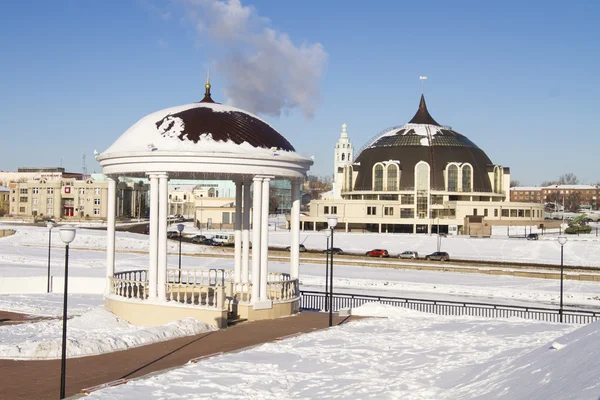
[300,290,600,324]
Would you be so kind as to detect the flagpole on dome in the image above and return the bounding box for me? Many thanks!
[420,75,428,94]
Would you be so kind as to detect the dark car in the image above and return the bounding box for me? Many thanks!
[425,251,450,261]
[323,247,344,255]
[166,231,179,239]
[203,238,221,246]
[286,244,307,252]
[527,233,539,240]
[366,249,389,258]
[191,234,206,244]
[143,225,150,234]
[398,251,419,259]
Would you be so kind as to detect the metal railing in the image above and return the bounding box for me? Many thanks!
[300,291,600,324]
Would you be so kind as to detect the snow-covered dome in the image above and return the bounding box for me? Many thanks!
[102,85,295,156]
[97,83,312,180]
[352,95,494,191]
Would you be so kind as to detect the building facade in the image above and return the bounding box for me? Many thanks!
[511,185,599,209]
[0,186,9,216]
[301,95,544,234]
[8,177,147,220]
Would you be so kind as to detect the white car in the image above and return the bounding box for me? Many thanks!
[398,251,419,259]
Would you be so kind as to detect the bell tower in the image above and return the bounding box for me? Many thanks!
[333,123,353,199]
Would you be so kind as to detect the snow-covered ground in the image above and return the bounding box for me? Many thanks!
[1,222,600,398]
[86,303,599,400]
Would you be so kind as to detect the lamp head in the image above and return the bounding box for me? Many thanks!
[324,229,331,238]
[47,221,55,229]
[59,227,76,244]
[177,223,185,233]
[558,236,568,246]
[327,215,338,229]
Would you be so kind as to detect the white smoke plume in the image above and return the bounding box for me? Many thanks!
[183,0,327,118]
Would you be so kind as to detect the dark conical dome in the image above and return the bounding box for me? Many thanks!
[408,95,440,126]
[351,95,494,191]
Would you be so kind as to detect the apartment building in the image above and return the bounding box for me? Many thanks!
[8,177,147,220]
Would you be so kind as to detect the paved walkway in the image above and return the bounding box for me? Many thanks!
[0,311,359,400]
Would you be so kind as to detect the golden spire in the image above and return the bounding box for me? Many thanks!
[200,69,215,103]
[205,69,211,95]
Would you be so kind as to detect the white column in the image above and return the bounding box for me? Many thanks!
[260,177,270,301]
[105,177,117,295]
[234,181,242,284]
[290,181,301,279]
[148,174,159,299]
[242,181,251,283]
[157,173,169,301]
[251,177,262,303]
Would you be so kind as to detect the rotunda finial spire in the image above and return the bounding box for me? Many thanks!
[342,122,348,138]
[200,69,215,103]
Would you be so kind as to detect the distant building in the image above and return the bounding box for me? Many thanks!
[0,186,9,216]
[301,95,545,235]
[511,185,599,209]
[8,176,147,220]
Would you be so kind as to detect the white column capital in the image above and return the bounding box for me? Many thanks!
[147,172,169,179]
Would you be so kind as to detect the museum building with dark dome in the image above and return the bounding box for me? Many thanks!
[301,94,545,235]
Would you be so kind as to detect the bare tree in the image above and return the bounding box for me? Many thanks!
[541,180,557,187]
[510,180,520,187]
[558,173,579,185]
[565,192,582,212]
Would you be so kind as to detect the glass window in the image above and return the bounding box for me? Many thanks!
[20,188,28,194]
[462,165,472,192]
[447,165,458,191]
[47,188,54,194]
[332,206,337,214]
[416,163,429,219]
[374,165,384,191]
[32,188,39,194]
[341,153,345,161]
[387,165,398,191]
[401,194,414,204]
[324,206,329,214]
[400,208,414,218]
[94,199,101,205]
[494,209,498,217]
[94,208,100,215]
[384,207,394,216]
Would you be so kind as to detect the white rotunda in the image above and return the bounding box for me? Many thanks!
[97,81,313,328]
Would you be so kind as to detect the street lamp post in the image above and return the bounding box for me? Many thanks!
[47,221,55,293]
[58,227,76,399]
[327,215,338,327]
[558,236,568,323]
[177,223,184,283]
[324,229,331,312]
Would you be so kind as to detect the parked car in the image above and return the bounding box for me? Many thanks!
[323,247,344,255]
[191,234,206,244]
[398,251,419,259]
[527,233,539,240]
[365,249,389,258]
[203,238,221,246]
[286,244,307,252]
[143,225,150,234]
[166,231,179,239]
[425,251,450,261]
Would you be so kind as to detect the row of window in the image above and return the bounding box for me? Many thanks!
[15,207,101,215]
[15,197,101,205]
[15,188,103,195]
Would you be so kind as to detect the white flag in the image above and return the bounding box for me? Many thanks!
[419,76,428,80]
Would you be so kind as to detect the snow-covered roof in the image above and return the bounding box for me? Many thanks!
[101,101,298,157]
[0,186,9,192]
[511,187,542,191]
[543,184,598,190]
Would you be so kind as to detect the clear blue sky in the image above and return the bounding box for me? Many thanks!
[1,0,598,185]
